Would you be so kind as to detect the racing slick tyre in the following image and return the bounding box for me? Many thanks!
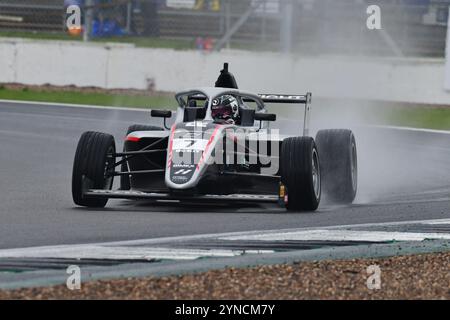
[281,137,321,211]
[315,129,357,204]
[120,124,164,190]
[72,131,116,208]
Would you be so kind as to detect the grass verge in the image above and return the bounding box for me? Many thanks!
[380,106,450,130]
[0,86,449,130]
[0,31,267,51]
[0,86,174,109]
[0,31,195,50]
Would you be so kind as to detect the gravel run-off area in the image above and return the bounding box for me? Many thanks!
[0,252,449,300]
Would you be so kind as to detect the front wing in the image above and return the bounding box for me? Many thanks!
[84,189,279,204]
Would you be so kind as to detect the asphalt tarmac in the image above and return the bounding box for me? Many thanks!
[0,101,448,250]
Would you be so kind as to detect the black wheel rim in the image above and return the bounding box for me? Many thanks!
[312,148,320,199]
[351,140,357,191]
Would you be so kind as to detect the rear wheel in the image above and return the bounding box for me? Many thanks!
[120,124,164,190]
[72,131,116,207]
[281,137,321,211]
[315,129,357,204]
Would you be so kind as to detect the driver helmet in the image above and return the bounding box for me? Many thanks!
[211,95,240,124]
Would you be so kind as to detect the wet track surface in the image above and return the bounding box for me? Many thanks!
[0,101,449,249]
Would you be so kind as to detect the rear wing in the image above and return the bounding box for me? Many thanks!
[256,93,311,105]
[253,92,312,137]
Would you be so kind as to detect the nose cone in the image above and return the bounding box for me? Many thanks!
[166,122,222,189]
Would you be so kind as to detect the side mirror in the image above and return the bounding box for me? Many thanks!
[151,110,172,118]
[151,109,172,130]
[255,113,276,122]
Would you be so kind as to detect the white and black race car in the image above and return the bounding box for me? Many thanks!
[72,64,357,211]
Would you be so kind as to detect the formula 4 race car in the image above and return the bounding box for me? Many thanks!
[72,64,357,211]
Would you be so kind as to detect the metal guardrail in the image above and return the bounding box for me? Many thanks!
[0,0,448,57]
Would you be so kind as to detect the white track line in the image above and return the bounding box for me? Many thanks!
[78,217,450,247]
[368,124,450,135]
[0,218,449,260]
[367,197,450,206]
[220,230,450,242]
[0,246,272,261]
[0,99,150,112]
[422,219,450,225]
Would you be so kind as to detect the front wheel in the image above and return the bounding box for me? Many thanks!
[72,131,116,207]
[281,137,321,211]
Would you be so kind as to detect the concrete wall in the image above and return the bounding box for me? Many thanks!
[1,38,449,105]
